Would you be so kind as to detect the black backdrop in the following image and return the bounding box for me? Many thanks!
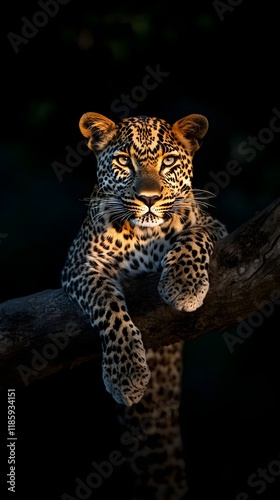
[1,1,280,499]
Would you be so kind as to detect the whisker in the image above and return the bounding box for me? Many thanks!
[84,188,216,227]
[192,188,217,200]
[87,194,131,226]
[175,194,216,210]
[196,200,215,209]
[174,199,212,210]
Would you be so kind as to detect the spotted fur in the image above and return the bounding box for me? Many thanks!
[61,112,227,498]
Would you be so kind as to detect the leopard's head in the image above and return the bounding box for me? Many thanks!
[79,112,208,228]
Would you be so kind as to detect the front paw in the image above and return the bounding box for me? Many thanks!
[158,271,209,312]
[102,338,150,406]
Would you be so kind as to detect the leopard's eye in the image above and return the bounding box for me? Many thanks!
[162,156,177,167]
[115,155,131,167]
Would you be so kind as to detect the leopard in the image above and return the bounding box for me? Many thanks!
[61,111,227,499]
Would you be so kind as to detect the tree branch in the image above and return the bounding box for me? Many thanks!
[1,197,280,388]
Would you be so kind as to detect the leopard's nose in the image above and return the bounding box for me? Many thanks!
[136,194,162,207]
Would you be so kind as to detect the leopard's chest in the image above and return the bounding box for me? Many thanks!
[88,223,179,277]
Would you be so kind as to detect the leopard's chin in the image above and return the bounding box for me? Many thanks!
[131,214,165,228]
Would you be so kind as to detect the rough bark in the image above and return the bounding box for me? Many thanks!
[1,197,280,389]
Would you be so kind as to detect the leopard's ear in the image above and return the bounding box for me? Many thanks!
[172,114,209,156]
[79,112,117,152]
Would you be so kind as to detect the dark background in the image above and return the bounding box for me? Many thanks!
[1,1,280,499]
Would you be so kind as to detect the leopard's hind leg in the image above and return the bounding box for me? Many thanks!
[116,341,188,500]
